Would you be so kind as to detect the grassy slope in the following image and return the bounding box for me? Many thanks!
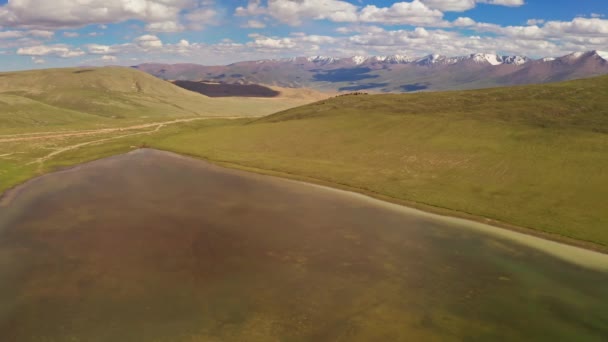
[0,67,310,134]
[143,76,608,247]
[0,67,320,193]
[1,73,607,248]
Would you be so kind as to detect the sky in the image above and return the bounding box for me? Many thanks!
[0,0,606,71]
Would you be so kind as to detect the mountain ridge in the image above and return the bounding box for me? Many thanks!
[135,51,608,93]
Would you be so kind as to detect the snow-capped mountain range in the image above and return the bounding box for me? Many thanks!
[135,51,608,93]
[300,51,606,66]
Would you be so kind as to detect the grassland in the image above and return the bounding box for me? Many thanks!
[1,71,607,249]
[0,66,317,134]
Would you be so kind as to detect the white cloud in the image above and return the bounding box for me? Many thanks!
[32,56,45,64]
[242,20,266,28]
[359,1,444,25]
[0,29,53,39]
[526,19,545,25]
[543,18,608,36]
[102,55,117,62]
[336,25,386,34]
[421,0,524,11]
[135,34,163,49]
[452,17,476,26]
[17,44,85,58]
[480,0,524,7]
[236,0,270,17]
[86,44,118,55]
[28,29,53,38]
[185,8,218,30]
[63,32,79,38]
[0,30,24,39]
[237,0,358,25]
[247,36,296,49]
[420,0,476,11]
[234,0,525,27]
[146,21,185,32]
[0,0,206,31]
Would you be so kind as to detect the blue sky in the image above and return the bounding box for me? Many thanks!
[0,0,606,71]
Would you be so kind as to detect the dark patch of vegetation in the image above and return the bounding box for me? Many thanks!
[173,80,280,98]
[73,69,95,74]
[335,92,369,97]
[339,83,389,91]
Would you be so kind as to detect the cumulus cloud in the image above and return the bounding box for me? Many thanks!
[0,29,52,39]
[247,36,296,49]
[421,0,524,11]
[17,44,85,58]
[242,20,266,28]
[135,34,163,49]
[481,0,524,7]
[471,17,608,43]
[235,0,265,16]
[0,0,215,32]
[236,0,358,25]
[420,0,476,11]
[146,21,185,32]
[336,25,385,34]
[543,17,608,36]
[0,30,24,39]
[452,17,476,27]
[185,8,218,30]
[359,1,444,25]
[235,0,526,27]
[86,44,119,55]
[526,19,545,25]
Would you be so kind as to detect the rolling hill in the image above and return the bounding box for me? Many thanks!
[142,75,608,248]
[2,69,607,250]
[135,50,608,93]
[0,67,320,134]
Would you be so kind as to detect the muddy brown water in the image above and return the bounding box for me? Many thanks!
[0,149,607,341]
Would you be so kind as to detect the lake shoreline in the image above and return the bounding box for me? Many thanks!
[1,147,607,260]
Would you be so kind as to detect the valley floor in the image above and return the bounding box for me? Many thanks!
[2,115,607,254]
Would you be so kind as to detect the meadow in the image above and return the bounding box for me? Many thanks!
[1,70,607,250]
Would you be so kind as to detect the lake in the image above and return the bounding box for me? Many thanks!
[0,149,607,341]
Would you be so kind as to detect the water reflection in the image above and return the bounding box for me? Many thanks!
[0,149,606,341]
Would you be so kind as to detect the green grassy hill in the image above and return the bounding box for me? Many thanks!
[143,75,608,247]
[2,73,607,248]
[0,67,309,134]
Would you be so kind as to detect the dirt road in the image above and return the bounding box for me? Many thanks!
[0,116,247,143]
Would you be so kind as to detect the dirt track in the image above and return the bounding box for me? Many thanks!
[0,116,246,143]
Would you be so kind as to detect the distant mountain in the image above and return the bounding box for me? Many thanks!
[134,51,608,93]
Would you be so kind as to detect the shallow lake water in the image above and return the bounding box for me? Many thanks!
[0,149,607,341]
